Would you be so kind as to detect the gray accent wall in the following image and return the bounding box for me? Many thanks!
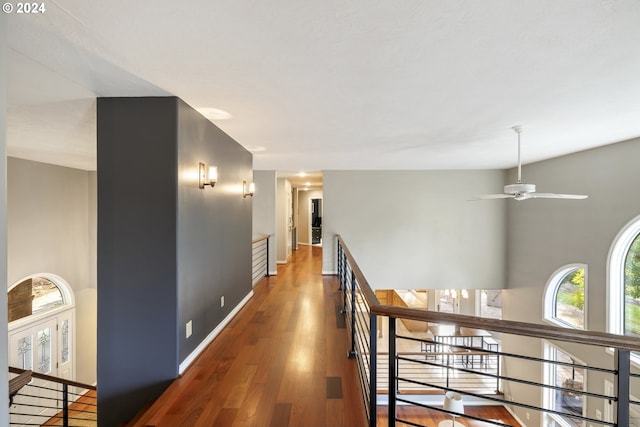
[97,97,252,426]
[176,99,253,361]
[322,170,507,289]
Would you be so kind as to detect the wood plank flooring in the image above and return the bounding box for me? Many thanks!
[42,390,97,426]
[129,245,367,427]
[128,245,519,427]
[379,405,522,427]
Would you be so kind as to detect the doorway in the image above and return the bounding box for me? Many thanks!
[311,198,322,245]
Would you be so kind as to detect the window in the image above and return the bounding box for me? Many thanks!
[437,289,469,314]
[8,274,73,323]
[624,233,640,337]
[608,214,640,339]
[478,290,502,319]
[543,343,586,427]
[544,265,587,329]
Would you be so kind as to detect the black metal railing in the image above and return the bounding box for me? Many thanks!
[252,234,270,286]
[337,235,640,427]
[9,366,97,426]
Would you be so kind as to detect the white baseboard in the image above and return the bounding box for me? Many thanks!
[179,290,254,374]
[322,269,337,275]
[269,270,278,276]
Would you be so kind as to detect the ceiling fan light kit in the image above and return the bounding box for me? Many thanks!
[472,126,588,202]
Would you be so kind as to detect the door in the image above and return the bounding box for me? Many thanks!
[10,317,58,375]
[9,317,59,424]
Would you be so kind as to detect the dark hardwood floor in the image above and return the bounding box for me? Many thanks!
[128,245,520,427]
[129,245,367,427]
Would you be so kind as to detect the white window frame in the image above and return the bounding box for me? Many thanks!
[543,341,587,427]
[543,264,587,330]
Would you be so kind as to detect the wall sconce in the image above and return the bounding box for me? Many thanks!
[198,163,218,189]
[243,180,255,198]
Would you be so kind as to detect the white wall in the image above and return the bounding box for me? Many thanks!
[253,171,277,275]
[276,178,292,263]
[502,136,640,424]
[297,190,322,245]
[7,158,96,385]
[1,13,9,415]
[322,170,506,289]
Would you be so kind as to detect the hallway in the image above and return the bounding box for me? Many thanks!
[130,245,367,427]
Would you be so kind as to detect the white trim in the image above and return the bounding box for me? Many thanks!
[179,290,254,374]
[542,263,587,330]
[542,341,588,427]
[322,269,337,275]
[607,213,640,335]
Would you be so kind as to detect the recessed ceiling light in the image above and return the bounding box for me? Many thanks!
[306,182,311,186]
[197,107,233,121]
[298,172,307,177]
[245,145,267,152]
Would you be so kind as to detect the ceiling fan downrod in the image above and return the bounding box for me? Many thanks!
[513,125,523,184]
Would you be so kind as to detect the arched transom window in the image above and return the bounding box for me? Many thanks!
[8,275,71,323]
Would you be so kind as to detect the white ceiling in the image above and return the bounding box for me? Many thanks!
[6,0,640,172]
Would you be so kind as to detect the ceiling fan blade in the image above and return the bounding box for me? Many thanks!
[528,193,588,200]
[470,194,515,201]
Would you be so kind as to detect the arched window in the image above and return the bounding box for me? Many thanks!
[544,264,587,329]
[8,274,73,323]
[609,214,640,337]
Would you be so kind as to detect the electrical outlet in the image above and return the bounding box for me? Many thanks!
[186,320,192,338]
[221,296,225,307]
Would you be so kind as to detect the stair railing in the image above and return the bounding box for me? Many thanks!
[9,366,97,427]
[337,235,640,427]
[252,234,270,286]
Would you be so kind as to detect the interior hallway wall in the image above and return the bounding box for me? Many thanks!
[322,170,506,290]
[276,178,292,263]
[98,96,252,425]
[253,171,277,275]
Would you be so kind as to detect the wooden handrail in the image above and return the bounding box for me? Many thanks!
[9,369,32,404]
[252,234,270,244]
[337,235,640,352]
[9,366,97,391]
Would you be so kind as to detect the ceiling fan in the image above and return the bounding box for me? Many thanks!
[472,126,588,201]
